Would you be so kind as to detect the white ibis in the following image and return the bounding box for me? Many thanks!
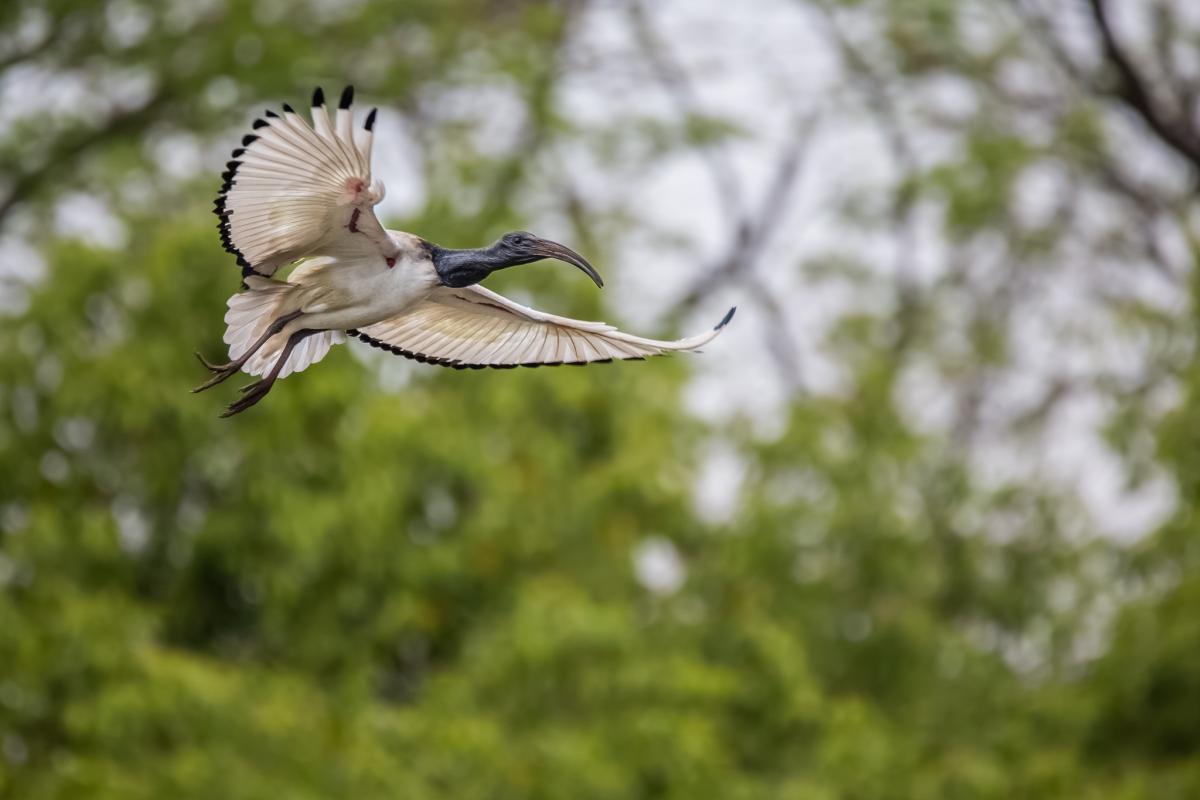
[197,86,734,416]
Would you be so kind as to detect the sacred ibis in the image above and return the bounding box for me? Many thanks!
[197,86,735,416]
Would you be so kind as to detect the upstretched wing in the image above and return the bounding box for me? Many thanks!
[215,85,396,278]
[349,285,736,369]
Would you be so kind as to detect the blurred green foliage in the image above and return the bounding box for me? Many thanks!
[2,0,1199,798]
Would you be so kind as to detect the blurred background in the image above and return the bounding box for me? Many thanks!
[2,0,1199,796]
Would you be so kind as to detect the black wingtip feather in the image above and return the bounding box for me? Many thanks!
[312,86,325,107]
[364,108,377,131]
[265,109,279,118]
[346,331,639,370]
[251,118,268,129]
[213,136,269,280]
[282,102,295,114]
[716,306,737,330]
[241,134,258,146]
[339,85,354,109]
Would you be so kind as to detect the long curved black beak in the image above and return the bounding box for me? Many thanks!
[528,239,604,288]
[431,235,605,289]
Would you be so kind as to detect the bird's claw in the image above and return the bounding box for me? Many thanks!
[193,363,240,394]
[194,350,231,373]
[192,368,237,393]
[193,351,249,393]
[219,378,273,417]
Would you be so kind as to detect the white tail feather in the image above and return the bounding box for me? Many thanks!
[223,277,343,378]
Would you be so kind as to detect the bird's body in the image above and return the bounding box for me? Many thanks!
[197,86,733,415]
[276,233,439,330]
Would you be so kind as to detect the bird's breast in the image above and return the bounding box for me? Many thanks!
[334,253,439,327]
[376,257,439,313]
[291,234,441,330]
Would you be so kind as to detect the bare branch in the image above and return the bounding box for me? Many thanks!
[0,93,169,228]
[669,114,818,319]
[746,282,807,393]
[627,0,746,222]
[1085,0,1200,173]
[0,25,61,73]
[1001,0,1094,97]
[628,0,815,390]
[808,1,928,351]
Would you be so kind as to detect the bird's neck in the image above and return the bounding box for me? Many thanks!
[431,244,514,288]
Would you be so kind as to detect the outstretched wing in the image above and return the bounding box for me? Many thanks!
[349,285,736,369]
[215,85,396,278]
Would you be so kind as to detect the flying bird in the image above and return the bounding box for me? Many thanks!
[197,85,734,416]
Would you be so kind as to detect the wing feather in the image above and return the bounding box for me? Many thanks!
[215,85,397,278]
[350,285,735,369]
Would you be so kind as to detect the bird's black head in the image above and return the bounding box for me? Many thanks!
[501,230,534,246]
[431,231,603,289]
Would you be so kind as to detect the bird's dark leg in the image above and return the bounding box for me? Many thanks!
[220,329,316,418]
[192,310,303,393]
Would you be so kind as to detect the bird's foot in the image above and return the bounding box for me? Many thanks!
[192,351,242,393]
[195,350,230,372]
[219,377,275,417]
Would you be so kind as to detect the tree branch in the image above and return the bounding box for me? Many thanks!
[0,93,169,228]
[627,0,746,223]
[809,0,927,353]
[0,25,62,73]
[630,0,814,390]
[1086,0,1200,173]
[668,113,818,317]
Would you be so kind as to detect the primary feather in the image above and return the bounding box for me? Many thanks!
[214,85,391,277]
[351,285,735,369]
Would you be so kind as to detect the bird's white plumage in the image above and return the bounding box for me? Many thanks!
[216,89,395,276]
[202,86,734,416]
[352,284,731,368]
[223,274,347,377]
